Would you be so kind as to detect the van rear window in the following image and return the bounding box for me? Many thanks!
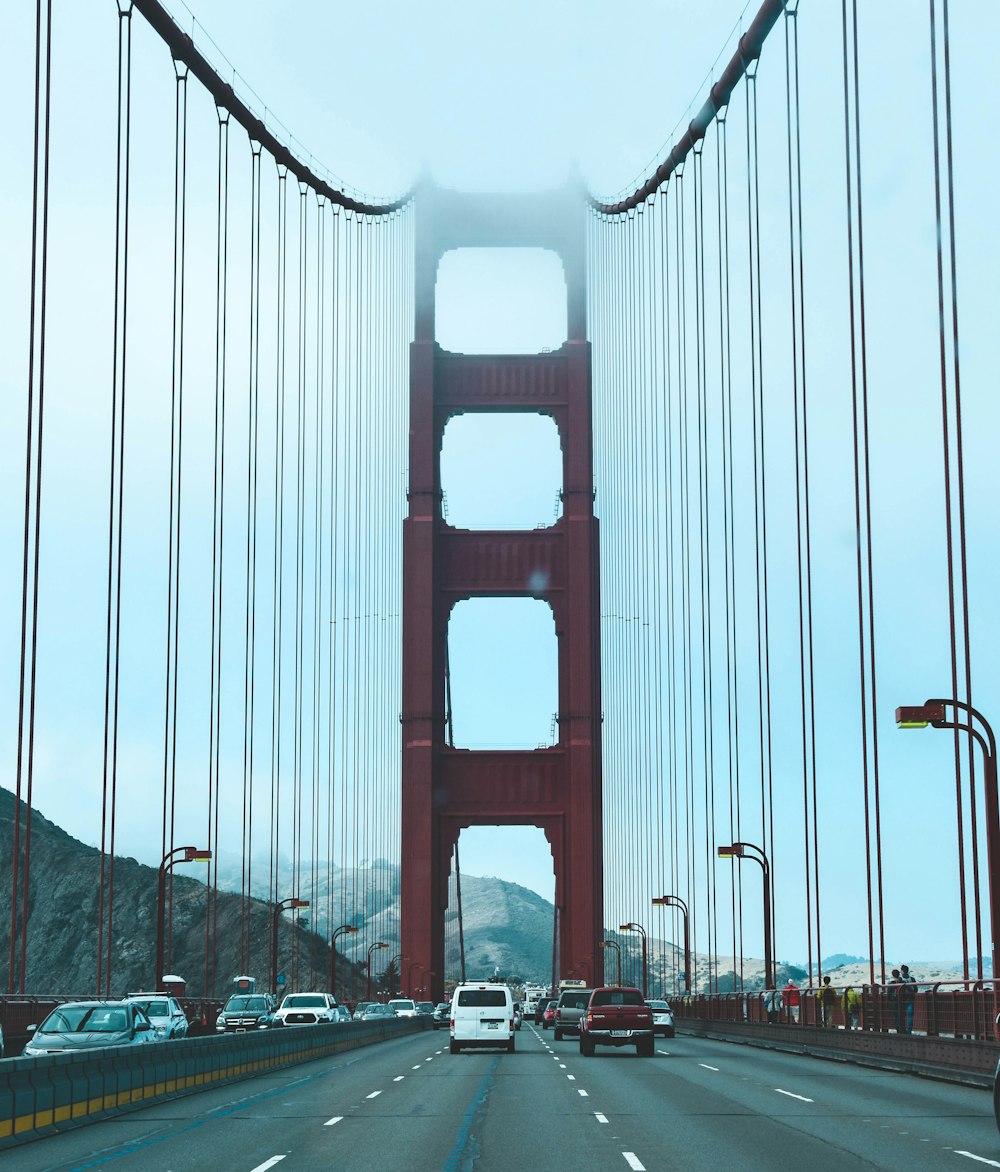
[457,989,508,1008]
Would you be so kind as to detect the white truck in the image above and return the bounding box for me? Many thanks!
[522,984,550,1023]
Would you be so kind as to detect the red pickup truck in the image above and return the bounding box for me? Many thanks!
[578,987,655,1057]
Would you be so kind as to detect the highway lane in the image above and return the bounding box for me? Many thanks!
[9,1024,1000,1170]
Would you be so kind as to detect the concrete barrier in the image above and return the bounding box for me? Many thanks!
[0,1017,425,1148]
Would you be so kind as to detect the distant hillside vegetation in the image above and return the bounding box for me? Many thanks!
[0,787,362,998]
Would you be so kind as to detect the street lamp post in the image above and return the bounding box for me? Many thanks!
[272,898,310,994]
[367,942,388,1001]
[599,939,622,987]
[330,924,359,998]
[652,895,690,993]
[387,953,408,997]
[409,962,425,998]
[718,843,773,989]
[897,699,998,987]
[619,923,648,997]
[155,846,212,990]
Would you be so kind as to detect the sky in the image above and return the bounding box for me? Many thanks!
[3,1,999,974]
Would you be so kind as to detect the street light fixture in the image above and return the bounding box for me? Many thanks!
[652,895,690,993]
[618,922,648,997]
[155,845,212,990]
[330,924,359,997]
[272,898,309,994]
[717,842,773,989]
[897,698,998,987]
[367,942,389,1001]
[599,939,622,987]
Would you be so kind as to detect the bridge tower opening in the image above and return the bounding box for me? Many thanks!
[401,185,604,1001]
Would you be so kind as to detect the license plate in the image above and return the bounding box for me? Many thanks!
[610,1030,629,1037]
[486,1022,499,1030]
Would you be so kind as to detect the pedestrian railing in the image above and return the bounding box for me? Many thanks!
[672,979,998,1042]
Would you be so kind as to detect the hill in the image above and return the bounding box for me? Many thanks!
[0,787,363,998]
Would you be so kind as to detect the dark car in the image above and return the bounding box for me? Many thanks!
[433,1002,451,1029]
[23,1001,154,1056]
[215,994,274,1033]
[553,988,593,1040]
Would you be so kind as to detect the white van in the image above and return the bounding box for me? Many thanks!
[449,983,515,1053]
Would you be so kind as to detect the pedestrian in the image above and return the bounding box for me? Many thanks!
[820,975,836,1026]
[763,986,783,1024]
[784,979,800,1024]
[899,964,917,1034]
[888,968,902,1032]
[845,986,861,1030]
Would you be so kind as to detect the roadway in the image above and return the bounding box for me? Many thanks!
[9,1024,1000,1170]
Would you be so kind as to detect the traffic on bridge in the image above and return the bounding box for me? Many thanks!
[4,0,1000,1163]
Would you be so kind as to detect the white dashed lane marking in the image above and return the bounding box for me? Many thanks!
[366,1091,382,1100]
[623,1153,646,1171]
[393,1076,404,1082]
[775,1089,814,1103]
[323,1117,343,1127]
[595,1113,609,1124]
[249,1159,286,1172]
[699,1064,719,1071]
[955,1154,1000,1168]
[578,1089,589,1097]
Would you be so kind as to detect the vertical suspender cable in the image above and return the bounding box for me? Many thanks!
[98,0,133,998]
[715,112,741,985]
[205,106,230,997]
[241,140,263,971]
[11,0,54,995]
[784,1,820,980]
[162,55,189,978]
[840,0,886,985]
[929,0,978,981]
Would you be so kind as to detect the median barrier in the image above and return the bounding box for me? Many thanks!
[0,1017,423,1149]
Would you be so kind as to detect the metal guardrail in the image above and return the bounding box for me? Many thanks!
[673,980,998,1041]
[0,1016,427,1149]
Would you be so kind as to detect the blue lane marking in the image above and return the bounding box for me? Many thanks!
[441,1057,499,1172]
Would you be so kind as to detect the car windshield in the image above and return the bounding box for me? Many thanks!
[283,995,326,1008]
[366,1005,392,1015]
[646,1000,670,1010]
[559,992,591,1009]
[132,1000,169,1016]
[416,1002,434,1012]
[389,1000,414,1010]
[225,996,267,1011]
[42,1005,128,1033]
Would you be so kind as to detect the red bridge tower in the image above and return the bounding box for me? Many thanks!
[401,187,603,1000]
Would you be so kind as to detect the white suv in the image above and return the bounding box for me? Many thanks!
[450,983,515,1054]
[387,998,416,1018]
[271,992,339,1026]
